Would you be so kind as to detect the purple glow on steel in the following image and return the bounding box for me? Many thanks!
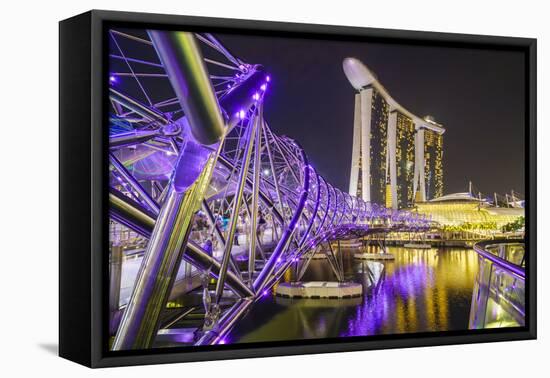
[107,37,439,347]
[109,75,117,83]
[298,172,322,248]
[172,139,211,192]
[253,142,310,293]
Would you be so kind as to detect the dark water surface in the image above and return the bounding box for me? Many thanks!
[229,246,479,343]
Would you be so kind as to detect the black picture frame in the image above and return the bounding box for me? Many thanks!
[59,9,537,368]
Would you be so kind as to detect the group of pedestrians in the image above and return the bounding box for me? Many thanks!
[191,210,269,256]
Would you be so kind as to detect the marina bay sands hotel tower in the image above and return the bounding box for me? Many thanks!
[343,57,445,210]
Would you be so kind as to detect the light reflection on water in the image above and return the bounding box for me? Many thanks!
[229,247,479,344]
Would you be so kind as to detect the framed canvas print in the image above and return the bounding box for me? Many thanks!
[59,10,536,367]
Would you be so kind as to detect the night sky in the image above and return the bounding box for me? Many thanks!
[215,32,526,197]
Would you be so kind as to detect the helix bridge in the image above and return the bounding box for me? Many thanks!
[107,28,432,350]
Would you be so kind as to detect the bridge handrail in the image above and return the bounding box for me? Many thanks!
[473,239,525,279]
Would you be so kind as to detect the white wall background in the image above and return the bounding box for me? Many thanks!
[0,0,546,375]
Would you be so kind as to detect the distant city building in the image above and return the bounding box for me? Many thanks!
[414,192,524,228]
[421,124,444,200]
[395,112,416,208]
[343,57,445,209]
[349,87,389,206]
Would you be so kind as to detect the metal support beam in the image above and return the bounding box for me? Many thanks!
[110,88,169,125]
[249,105,263,280]
[108,189,252,298]
[110,152,160,215]
[113,151,219,350]
[215,111,260,302]
[201,200,243,281]
[149,30,225,145]
[253,145,310,293]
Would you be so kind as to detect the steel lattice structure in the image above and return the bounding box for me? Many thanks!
[107,29,431,350]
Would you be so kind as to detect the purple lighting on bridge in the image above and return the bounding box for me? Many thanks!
[107,31,434,350]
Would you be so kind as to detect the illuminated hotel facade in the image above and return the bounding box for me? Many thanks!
[343,58,445,209]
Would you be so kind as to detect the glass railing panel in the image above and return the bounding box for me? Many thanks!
[469,240,525,329]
